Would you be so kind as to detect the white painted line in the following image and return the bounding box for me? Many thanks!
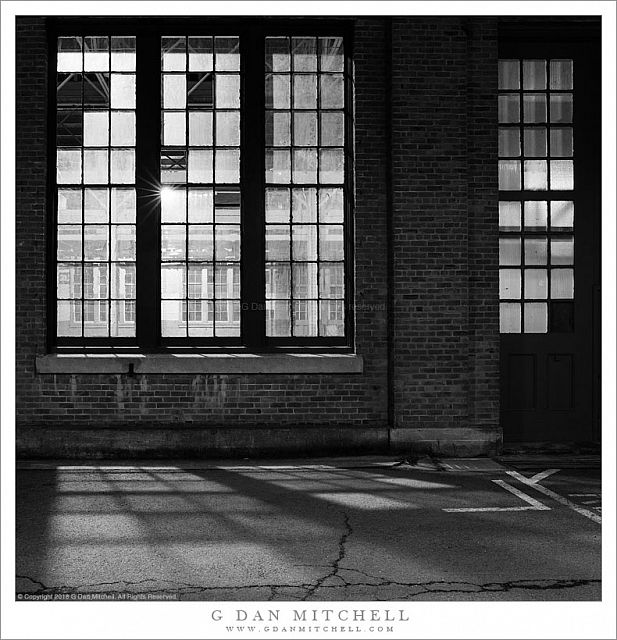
[443,506,538,513]
[527,469,560,484]
[568,493,600,497]
[443,480,550,513]
[507,470,602,524]
[492,480,551,510]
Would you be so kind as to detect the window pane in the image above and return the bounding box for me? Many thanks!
[266,111,291,146]
[83,149,108,184]
[292,37,317,72]
[550,60,573,90]
[523,128,546,157]
[319,263,344,298]
[265,263,291,299]
[550,201,574,230]
[58,189,82,223]
[83,111,108,146]
[522,59,546,90]
[320,75,344,108]
[189,111,213,146]
[292,263,318,298]
[162,37,186,72]
[215,37,239,71]
[292,149,317,183]
[293,75,317,109]
[188,188,213,223]
[319,188,344,223]
[84,36,109,72]
[215,75,240,109]
[188,149,213,183]
[550,160,574,190]
[111,111,136,146]
[57,225,82,261]
[550,94,573,123]
[188,225,214,261]
[523,94,546,123]
[265,37,290,73]
[163,75,186,109]
[111,37,136,71]
[524,302,547,333]
[499,238,521,265]
[161,225,186,261]
[111,225,136,260]
[188,36,213,72]
[320,37,344,72]
[161,187,186,223]
[161,300,187,336]
[498,160,520,190]
[498,94,519,123]
[57,263,82,299]
[110,149,135,184]
[293,300,318,336]
[266,188,290,223]
[84,225,108,261]
[265,226,291,260]
[266,149,291,183]
[111,188,136,223]
[319,225,344,261]
[320,112,345,147]
[500,302,521,333]
[524,201,547,229]
[523,160,547,190]
[163,111,186,146]
[58,37,83,72]
[216,111,240,146]
[266,300,291,336]
[57,149,82,184]
[265,74,290,109]
[111,301,135,336]
[498,60,519,90]
[551,237,574,265]
[111,263,136,298]
[550,128,573,157]
[525,269,548,299]
[320,149,344,184]
[498,201,521,232]
[215,225,240,261]
[84,188,109,223]
[292,188,317,223]
[293,111,317,146]
[551,268,574,299]
[319,300,344,336]
[498,128,519,157]
[292,225,317,261]
[524,238,547,265]
[111,74,135,109]
[215,301,240,336]
[214,149,240,183]
[161,263,185,299]
[499,269,521,299]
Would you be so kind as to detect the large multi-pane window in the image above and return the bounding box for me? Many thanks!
[52,23,352,351]
[498,58,575,333]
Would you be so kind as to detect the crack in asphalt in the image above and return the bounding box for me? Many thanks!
[300,512,353,601]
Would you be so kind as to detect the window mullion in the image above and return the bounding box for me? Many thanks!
[240,30,266,349]
[135,34,162,349]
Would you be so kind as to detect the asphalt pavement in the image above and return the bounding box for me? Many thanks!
[15,456,602,601]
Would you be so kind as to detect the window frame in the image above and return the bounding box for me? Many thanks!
[47,17,355,354]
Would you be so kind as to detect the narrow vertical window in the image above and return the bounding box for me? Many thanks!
[498,58,575,334]
[56,36,137,339]
[160,36,241,339]
[264,36,347,338]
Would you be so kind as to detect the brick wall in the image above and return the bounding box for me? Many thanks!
[15,16,500,458]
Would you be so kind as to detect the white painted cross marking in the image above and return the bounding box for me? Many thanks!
[443,480,550,513]
[506,470,602,525]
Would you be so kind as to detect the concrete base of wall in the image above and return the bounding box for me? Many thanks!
[17,424,502,459]
[390,427,502,457]
[16,425,390,460]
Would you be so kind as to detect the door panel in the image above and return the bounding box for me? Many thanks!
[498,33,600,443]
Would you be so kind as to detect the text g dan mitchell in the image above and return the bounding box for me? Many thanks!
[209,609,410,623]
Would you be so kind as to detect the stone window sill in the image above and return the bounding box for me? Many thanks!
[35,353,364,375]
